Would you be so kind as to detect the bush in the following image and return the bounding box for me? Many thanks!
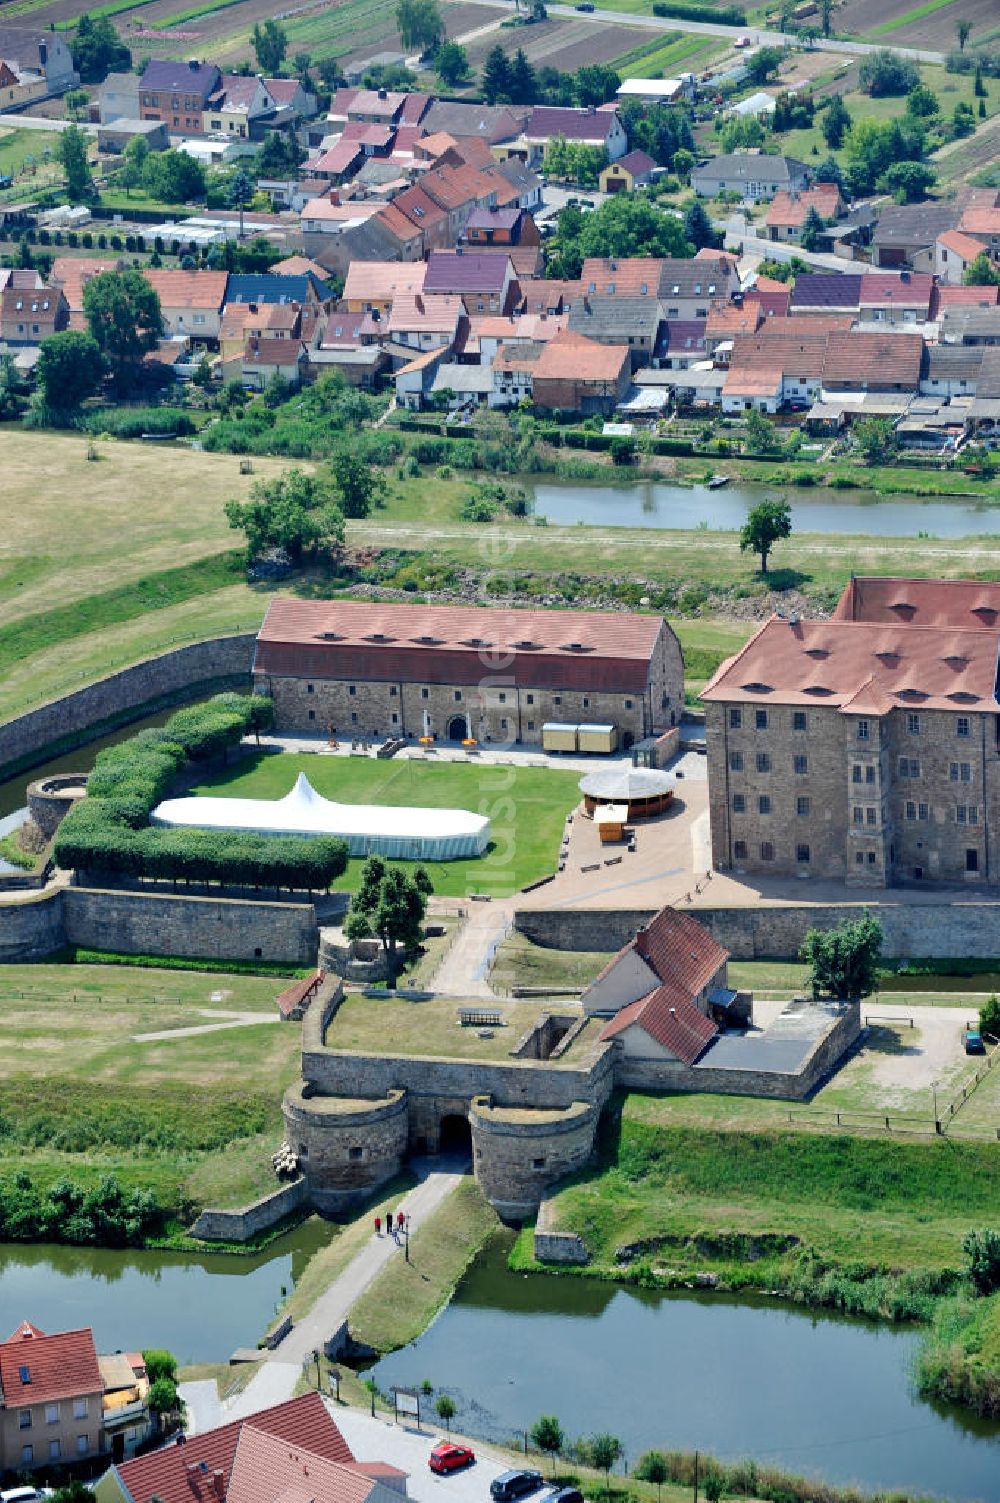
[0,1171,164,1248]
[964,1228,1000,1294]
[83,407,196,439]
[980,993,1000,1038]
[652,0,744,20]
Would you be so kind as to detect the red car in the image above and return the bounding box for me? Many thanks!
[429,1443,476,1474]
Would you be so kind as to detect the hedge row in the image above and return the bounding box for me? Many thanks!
[54,694,349,891]
[652,0,746,21]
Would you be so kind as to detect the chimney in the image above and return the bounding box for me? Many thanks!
[378,87,387,99]
[38,40,47,66]
[212,1471,225,1500]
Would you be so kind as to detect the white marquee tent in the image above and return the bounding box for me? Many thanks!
[151,772,491,861]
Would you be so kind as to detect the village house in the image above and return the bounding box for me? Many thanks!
[957,202,1000,258]
[504,104,628,166]
[599,148,657,195]
[858,271,934,327]
[343,261,426,315]
[95,1392,406,1503]
[531,328,631,415]
[144,269,229,341]
[423,249,513,316]
[691,152,809,201]
[871,201,960,270]
[386,292,463,353]
[0,1320,123,1470]
[0,57,46,110]
[203,73,271,138]
[566,295,661,368]
[462,204,539,249]
[138,59,221,133]
[935,229,988,286]
[0,271,67,345]
[582,906,735,1064]
[765,182,843,243]
[0,25,77,96]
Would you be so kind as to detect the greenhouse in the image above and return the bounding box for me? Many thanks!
[151,773,491,861]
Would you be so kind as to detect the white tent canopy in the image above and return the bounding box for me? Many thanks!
[152,773,491,861]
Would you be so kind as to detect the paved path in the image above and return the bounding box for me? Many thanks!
[329,1407,523,1503]
[0,113,98,132]
[177,1378,226,1436]
[443,0,946,63]
[224,1161,470,1420]
[431,902,513,997]
[133,1009,279,1042]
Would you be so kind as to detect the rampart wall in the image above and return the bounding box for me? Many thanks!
[0,634,255,778]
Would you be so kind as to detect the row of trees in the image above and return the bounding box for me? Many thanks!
[0,1171,164,1248]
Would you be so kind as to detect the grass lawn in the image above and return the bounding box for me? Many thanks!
[541,1099,1000,1279]
[613,33,724,78]
[190,751,582,898]
[349,1178,498,1353]
[327,992,594,1062]
[490,931,614,994]
[0,961,301,1213]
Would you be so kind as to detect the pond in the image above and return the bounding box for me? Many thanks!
[0,1218,332,1364]
[373,1235,1000,1503]
[529,480,1000,539]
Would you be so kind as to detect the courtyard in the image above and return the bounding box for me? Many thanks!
[325,991,595,1065]
[189,748,582,898]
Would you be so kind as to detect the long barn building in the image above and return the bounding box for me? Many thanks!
[253,599,683,748]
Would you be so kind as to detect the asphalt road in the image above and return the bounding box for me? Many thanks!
[443,0,946,65]
[332,1407,545,1503]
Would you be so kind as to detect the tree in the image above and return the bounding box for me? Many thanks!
[251,19,287,73]
[530,1415,564,1474]
[49,1484,97,1503]
[36,330,104,420]
[719,114,766,153]
[683,198,721,251]
[877,159,936,202]
[345,858,433,977]
[814,153,844,188]
[635,1453,669,1503]
[435,40,469,87]
[57,124,92,203]
[225,468,346,563]
[119,132,148,197]
[799,204,825,251]
[740,497,791,574]
[586,1434,623,1499]
[952,100,976,136]
[743,407,780,457]
[546,191,691,279]
[858,49,919,97]
[83,268,162,395]
[964,1229,1000,1293]
[819,0,832,37]
[956,17,973,51]
[65,87,90,120]
[800,911,883,1001]
[257,129,307,177]
[329,446,385,519]
[845,117,926,196]
[852,414,899,465]
[396,0,444,53]
[745,45,783,85]
[229,169,255,239]
[434,1394,456,1433]
[963,252,1000,287]
[821,93,851,148]
[508,48,537,105]
[672,146,694,182]
[979,993,1000,1038]
[143,1350,179,1384]
[575,63,621,107]
[142,148,206,204]
[70,13,130,83]
[905,81,939,117]
[481,44,512,104]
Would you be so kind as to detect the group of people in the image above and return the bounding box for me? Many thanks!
[375,1211,408,1241]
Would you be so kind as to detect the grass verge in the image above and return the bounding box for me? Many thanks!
[349,1179,498,1353]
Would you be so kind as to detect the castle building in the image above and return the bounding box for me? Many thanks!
[702,577,1000,887]
[253,598,683,749]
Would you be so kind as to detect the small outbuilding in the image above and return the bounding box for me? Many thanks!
[579,765,674,820]
[594,803,628,843]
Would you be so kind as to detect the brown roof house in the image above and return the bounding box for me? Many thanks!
[0,273,67,345]
[766,182,843,243]
[530,329,631,416]
[599,148,657,194]
[0,1321,108,1470]
[582,906,734,1064]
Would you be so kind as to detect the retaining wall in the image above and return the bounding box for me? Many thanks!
[0,887,66,961]
[515,902,1000,962]
[470,1096,600,1221]
[284,1085,409,1213]
[189,1178,308,1242]
[0,634,256,778]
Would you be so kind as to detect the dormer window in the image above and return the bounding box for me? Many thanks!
[804,647,829,659]
[315,630,344,641]
[560,641,594,653]
[364,632,395,642]
[742,681,772,693]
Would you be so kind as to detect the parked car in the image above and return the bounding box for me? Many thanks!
[2,1490,53,1503]
[734,32,751,45]
[576,3,595,11]
[547,1489,584,1503]
[491,1471,544,1502]
[965,1028,986,1055]
[430,1442,476,1474]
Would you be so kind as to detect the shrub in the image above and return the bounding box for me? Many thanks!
[964,1228,1000,1294]
[980,993,1000,1038]
[83,407,196,439]
[652,0,744,20]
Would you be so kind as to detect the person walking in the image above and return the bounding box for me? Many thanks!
[397,1211,406,1236]
[374,1215,381,1237]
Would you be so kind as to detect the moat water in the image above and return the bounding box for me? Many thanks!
[530,479,1000,538]
[0,1218,333,1363]
[374,1233,1000,1503]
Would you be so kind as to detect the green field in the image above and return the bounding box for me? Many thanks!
[0,962,301,1218]
[612,33,724,79]
[328,992,596,1060]
[190,751,583,897]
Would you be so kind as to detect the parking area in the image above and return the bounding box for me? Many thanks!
[329,1408,548,1503]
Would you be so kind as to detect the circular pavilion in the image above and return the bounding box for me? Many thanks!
[578,766,675,820]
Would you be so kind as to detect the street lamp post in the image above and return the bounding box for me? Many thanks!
[404,1213,411,1263]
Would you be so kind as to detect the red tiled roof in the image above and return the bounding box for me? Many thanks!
[633,904,729,999]
[113,1394,354,1503]
[938,229,985,262]
[932,283,1000,311]
[822,330,923,389]
[226,1425,374,1503]
[858,271,934,309]
[0,1322,102,1406]
[50,256,120,310]
[343,260,425,304]
[524,105,618,144]
[833,576,1000,629]
[276,970,324,1017]
[959,206,1000,236]
[706,303,761,338]
[255,598,663,693]
[613,148,657,178]
[765,183,841,230]
[701,615,1000,714]
[534,328,628,383]
[600,985,718,1064]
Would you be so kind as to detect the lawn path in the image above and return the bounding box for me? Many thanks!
[132,1009,280,1042]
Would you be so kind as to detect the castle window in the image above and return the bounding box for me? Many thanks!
[755,709,768,730]
[532,1157,546,1169]
[796,844,810,863]
[730,751,743,772]
[308,709,315,721]
[421,688,429,699]
[907,712,920,735]
[957,716,971,737]
[794,755,807,775]
[625,699,633,709]
[733,794,745,814]
[797,797,810,816]
[349,1146,363,1161]
[760,841,774,861]
[758,794,771,814]
[857,720,870,741]
[307,683,314,694]
[454,690,463,702]
[729,708,742,729]
[756,753,770,773]
[967,848,980,872]
[527,720,534,730]
[734,839,747,859]
[349,685,356,696]
[793,711,807,731]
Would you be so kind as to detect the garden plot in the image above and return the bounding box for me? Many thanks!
[463,16,639,72]
[834,0,996,47]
